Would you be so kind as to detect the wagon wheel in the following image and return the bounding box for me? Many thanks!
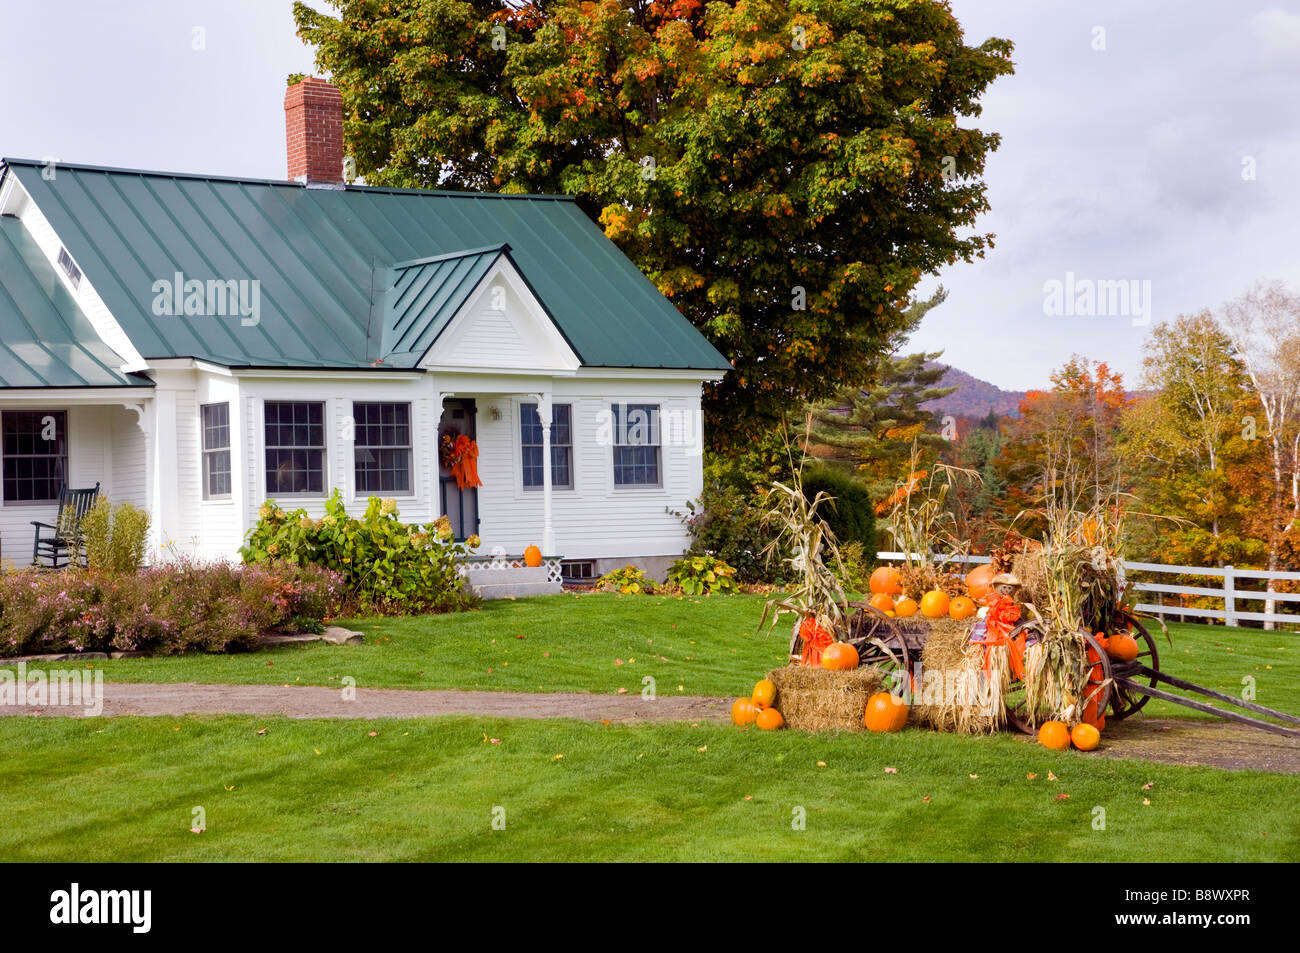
[848,606,916,697]
[1107,616,1159,720]
[1080,629,1113,724]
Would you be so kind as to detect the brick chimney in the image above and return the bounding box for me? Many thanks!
[284,77,344,186]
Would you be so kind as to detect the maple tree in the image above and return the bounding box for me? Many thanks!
[1119,313,1263,567]
[294,0,1014,448]
[993,357,1131,538]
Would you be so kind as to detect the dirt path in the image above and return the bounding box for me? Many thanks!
[5,683,1298,773]
[0,682,731,724]
[1092,716,1300,774]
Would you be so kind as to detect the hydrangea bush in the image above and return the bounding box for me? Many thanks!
[240,490,478,615]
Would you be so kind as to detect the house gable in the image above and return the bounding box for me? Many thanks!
[418,257,580,375]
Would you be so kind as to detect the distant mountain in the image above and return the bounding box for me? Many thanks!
[921,363,1027,419]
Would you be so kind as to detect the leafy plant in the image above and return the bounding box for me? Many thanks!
[240,490,477,615]
[671,476,783,584]
[595,566,656,595]
[80,497,151,573]
[667,554,738,596]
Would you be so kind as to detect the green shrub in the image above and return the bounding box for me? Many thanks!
[239,490,476,615]
[80,497,150,573]
[595,566,656,594]
[672,477,782,583]
[667,554,739,595]
[800,467,877,552]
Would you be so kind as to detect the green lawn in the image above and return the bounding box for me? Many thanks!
[1,714,1295,862]
[17,593,1300,718]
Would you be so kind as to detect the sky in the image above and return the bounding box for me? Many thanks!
[2,1,1298,391]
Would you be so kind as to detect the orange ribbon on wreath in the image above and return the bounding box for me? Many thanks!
[971,594,1026,680]
[450,434,483,490]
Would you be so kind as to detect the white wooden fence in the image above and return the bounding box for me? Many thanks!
[875,551,1300,629]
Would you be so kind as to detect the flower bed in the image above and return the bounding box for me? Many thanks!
[0,561,341,658]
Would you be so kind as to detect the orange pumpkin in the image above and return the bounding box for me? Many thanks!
[966,564,996,602]
[751,679,777,709]
[731,698,758,726]
[1071,723,1101,751]
[894,597,918,618]
[756,707,784,730]
[948,596,977,620]
[1037,720,1071,750]
[821,641,859,671]
[919,590,950,618]
[868,592,896,614]
[523,545,543,568]
[864,692,908,732]
[1107,634,1140,662]
[869,566,903,596]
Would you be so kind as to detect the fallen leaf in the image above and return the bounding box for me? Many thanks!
[1141,781,1154,790]
[697,746,707,752]
[368,731,378,737]
[884,766,898,774]
[1055,794,1070,801]
[744,795,752,801]
[255,728,267,736]
[190,828,204,834]
[969,773,979,779]
[314,748,321,755]
[617,687,628,695]
[490,738,501,744]
[1047,771,1058,781]
[922,796,931,803]
[615,659,624,666]
[1142,798,1151,806]
[553,754,564,760]
[1026,772,1038,780]
[817,761,827,767]
[223,785,234,792]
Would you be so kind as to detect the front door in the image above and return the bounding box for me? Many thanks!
[438,398,479,541]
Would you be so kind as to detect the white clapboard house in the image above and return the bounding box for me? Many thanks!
[0,78,729,593]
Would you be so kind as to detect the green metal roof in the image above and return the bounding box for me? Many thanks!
[378,245,509,364]
[0,215,150,389]
[2,159,730,373]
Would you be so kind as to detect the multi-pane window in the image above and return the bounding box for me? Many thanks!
[521,403,572,489]
[354,402,412,493]
[264,401,325,495]
[611,403,660,487]
[201,403,231,499]
[2,411,67,503]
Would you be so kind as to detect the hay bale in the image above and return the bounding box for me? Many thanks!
[910,619,1004,734]
[767,664,885,732]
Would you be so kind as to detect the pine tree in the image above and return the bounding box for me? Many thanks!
[804,349,958,499]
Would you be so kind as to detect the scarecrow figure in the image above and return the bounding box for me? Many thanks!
[969,573,1029,680]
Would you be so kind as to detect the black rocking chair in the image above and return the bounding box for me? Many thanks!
[31,482,101,569]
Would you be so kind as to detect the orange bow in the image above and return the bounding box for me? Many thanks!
[450,435,482,490]
[798,617,834,666]
[972,594,1025,680]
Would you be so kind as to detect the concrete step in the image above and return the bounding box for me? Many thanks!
[471,581,563,600]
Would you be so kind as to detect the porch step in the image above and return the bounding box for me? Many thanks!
[466,564,562,600]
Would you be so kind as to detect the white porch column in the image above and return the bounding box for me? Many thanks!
[534,392,555,555]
